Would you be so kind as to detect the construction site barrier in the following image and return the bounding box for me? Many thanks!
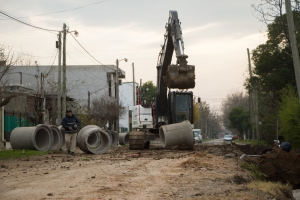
[77,125,112,154]
[119,132,129,145]
[159,120,194,148]
[10,124,54,152]
[49,125,63,151]
[107,130,118,147]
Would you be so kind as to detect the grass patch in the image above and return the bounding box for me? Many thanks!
[248,181,293,199]
[236,139,267,146]
[0,149,47,160]
[240,163,267,180]
[82,158,90,161]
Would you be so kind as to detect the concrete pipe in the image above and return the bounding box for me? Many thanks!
[10,124,54,152]
[49,125,63,150]
[107,130,118,147]
[119,132,130,145]
[77,125,112,154]
[159,120,194,148]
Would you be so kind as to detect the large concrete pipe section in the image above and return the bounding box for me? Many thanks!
[77,125,112,154]
[159,120,194,148]
[49,125,63,150]
[10,124,54,152]
[107,130,118,147]
[119,132,129,145]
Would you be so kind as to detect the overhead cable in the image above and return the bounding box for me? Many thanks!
[0,0,109,20]
[69,33,116,71]
[0,10,59,32]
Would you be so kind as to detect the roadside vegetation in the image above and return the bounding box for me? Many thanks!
[220,1,300,151]
[0,149,47,160]
[248,181,293,200]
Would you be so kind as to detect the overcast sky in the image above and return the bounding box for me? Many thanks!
[1,0,268,111]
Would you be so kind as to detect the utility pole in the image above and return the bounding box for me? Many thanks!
[88,91,90,111]
[62,23,67,115]
[116,59,119,134]
[40,73,44,98]
[285,0,300,101]
[57,31,62,125]
[247,48,253,140]
[247,48,259,142]
[18,72,22,85]
[132,63,135,106]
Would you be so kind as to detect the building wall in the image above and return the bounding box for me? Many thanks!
[2,65,125,105]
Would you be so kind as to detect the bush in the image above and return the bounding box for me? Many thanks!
[278,85,300,151]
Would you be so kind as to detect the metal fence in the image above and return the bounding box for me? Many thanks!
[4,111,36,142]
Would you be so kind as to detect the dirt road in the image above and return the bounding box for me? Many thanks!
[0,144,291,199]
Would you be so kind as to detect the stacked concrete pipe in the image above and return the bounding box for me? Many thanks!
[119,132,130,145]
[107,130,118,147]
[77,125,112,154]
[10,124,54,152]
[49,125,63,150]
[159,120,194,148]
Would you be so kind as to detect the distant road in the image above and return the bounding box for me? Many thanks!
[202,138,224,145]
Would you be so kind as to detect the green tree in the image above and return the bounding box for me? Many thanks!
[246,8,300,143]
[141,81,156,103]
[228,107,250,138]
[193,101,200,128]
[278,85,300,150]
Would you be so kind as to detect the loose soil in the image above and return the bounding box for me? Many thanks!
[0,143,296,200]
[243,146,300,189]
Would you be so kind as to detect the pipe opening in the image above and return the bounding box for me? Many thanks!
[35,129,50,151]
[77,125,112,154]
[87,131,101,147]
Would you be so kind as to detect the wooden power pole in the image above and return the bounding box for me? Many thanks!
[116,59,119,134]
[88,91,90,111]
[62,23,67,115]
[132,63,135,106]
[247,48,259,142]
[57,31,62,124]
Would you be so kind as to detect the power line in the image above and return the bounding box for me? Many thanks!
[0,0,110,20]
[0,30,54,39]
[69,32,116,72]
[44,50,58,78]
[0,10,59,33]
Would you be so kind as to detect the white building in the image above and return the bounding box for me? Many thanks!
[119,82,138,132]
[2,65,125,103]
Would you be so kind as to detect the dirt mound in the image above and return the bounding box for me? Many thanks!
[195,143,266,156]
[245,147,300,189]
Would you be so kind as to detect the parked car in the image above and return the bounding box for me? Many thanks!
[223,135,233,143]
[232,135,238,140]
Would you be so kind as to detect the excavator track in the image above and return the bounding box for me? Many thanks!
[129,131,145,150]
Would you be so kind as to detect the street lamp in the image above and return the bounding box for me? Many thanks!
[116,58,127,135]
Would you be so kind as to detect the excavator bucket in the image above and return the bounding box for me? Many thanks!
[165,55,195,89]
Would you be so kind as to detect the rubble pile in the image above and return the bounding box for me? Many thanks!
[245,147,300,189]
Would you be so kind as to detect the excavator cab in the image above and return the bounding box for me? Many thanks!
[165,55,195,89]
[168,91,194,124]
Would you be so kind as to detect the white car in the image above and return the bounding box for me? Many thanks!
[223,135,233,142]
[193,129,202,143]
